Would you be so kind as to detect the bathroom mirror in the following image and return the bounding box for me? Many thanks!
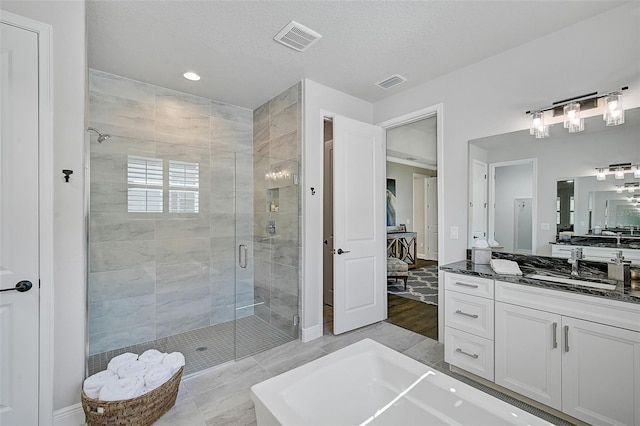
[568,174,640,235]
[469,107,640,256]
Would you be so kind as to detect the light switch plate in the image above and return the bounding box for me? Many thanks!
[450,226,459,240]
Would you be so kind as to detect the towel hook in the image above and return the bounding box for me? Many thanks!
[62,169,73,182]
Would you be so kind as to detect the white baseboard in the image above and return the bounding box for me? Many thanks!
[301,324,323,342]
[53,403,85,426]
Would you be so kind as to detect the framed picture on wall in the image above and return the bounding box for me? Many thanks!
[386,178,397,226]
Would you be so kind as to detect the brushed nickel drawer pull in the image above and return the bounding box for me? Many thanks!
[552,322,558,348]
[455,281,479,288]
[564,325,570,352]
[455,309,479,319]
[455,348,479,359]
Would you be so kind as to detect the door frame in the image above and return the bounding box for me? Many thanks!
[412,173,430,259]
[1,11,55,424]
[468,159,488,248]
[488,158,537,254]
[377,104,444,342]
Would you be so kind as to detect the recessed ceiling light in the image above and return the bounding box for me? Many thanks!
[183,72,200,81]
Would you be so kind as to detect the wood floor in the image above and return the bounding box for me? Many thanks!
[385,294,438,340]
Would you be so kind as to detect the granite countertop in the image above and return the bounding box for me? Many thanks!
[440,253,640,304]
[551,235,640,249]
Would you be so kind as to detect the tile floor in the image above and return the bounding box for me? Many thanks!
[89,316,294,376]
[153,320,574,426]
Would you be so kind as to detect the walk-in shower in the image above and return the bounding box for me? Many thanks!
[87,69,302,376]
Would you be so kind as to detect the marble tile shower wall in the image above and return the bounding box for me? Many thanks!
[252,83,302,338]
[88,69,254,355]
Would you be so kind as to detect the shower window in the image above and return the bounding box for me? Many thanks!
[168,160,199,213]
[127,155,163,213]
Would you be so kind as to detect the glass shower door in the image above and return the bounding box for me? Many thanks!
[234,153,299,359]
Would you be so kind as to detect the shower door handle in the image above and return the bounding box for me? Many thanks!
[239,245,248,269]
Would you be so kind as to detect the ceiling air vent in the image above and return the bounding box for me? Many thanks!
[375,74,407,90]
[274,21,322,52]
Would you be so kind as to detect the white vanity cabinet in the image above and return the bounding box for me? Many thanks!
[443,272,495,381]
[494,302,562,410]
[494,281,640,426]
[551,244,640,265]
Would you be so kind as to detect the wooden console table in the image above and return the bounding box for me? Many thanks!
[386,232,417,268]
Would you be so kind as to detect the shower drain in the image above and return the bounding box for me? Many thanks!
[196,346,208,352]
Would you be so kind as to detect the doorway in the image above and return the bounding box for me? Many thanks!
[489,159,537,254]
[321,106,444,343]
[322,115,386,336]
[383,115,439,340]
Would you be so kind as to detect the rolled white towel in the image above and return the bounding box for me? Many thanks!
[144,364,174,391]
[98,376,145,401]
[116,360,148,378]
[83,370,118,399]
[490,259,523,276]
[107,352,138,373]
[139,349,167,366]
[162,352,185,375]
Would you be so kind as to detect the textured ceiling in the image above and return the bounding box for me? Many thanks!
[87,1,627,109]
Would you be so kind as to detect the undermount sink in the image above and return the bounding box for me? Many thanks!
[526,274,618,290]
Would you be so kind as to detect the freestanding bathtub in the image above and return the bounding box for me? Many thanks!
[251,338,554,426]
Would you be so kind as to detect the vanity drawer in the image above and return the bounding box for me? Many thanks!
[445,291,494,339]
[444,272,494,299]
[445,327,494,381]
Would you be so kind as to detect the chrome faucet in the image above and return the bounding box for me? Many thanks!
[616,232,622,246]
[568,248,583,277]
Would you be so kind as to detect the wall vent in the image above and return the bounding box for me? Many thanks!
[274,21,322,52]
[375,74,407,90]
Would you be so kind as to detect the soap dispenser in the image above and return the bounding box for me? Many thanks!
[608,251,631,283]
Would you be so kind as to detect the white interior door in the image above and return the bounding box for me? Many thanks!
[322,139,334,306]
[425,177,438,260]
[470,160,487,245]
[413,174,427,259]
[0,21,40,426]
[333,115,385,334]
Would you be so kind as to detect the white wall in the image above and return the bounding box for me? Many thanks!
[1,0,86,416]
[302,79,373,341]
[373,3,640,264]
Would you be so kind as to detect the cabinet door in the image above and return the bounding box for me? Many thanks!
[562,317,640,426]
[495,302,562,410]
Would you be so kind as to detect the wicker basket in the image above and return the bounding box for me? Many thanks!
[81,367,183,426]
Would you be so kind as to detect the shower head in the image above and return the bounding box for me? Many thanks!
[87,127,111,143]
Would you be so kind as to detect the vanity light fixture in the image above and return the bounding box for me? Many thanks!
[563,102,584,133]
[604,91,624,126]
[616,186,623,193]
[624,182,639,193]
[594,163,640,181]
[529,111,549,139]
[526,86,627,139]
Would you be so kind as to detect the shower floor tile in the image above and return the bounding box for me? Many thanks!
[88,315,295,376]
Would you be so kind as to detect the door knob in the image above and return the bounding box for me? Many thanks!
[337,248,350,255]
[0,280,33,293]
